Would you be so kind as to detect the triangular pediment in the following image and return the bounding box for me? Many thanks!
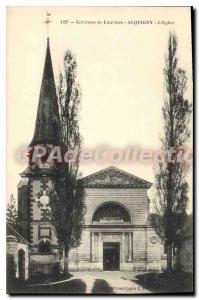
[80,166,152,189]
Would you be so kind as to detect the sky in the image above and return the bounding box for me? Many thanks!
[7,7,193,212]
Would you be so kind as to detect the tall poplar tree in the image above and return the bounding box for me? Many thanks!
[151,33,192,270]
[50,50,85,274]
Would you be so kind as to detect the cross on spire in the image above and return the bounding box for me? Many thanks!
[44,12,51,38]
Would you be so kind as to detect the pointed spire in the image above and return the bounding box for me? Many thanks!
[30,38,62,146]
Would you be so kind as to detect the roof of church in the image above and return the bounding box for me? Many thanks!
[6,223,29,245]
[30,38,62,146]
[80,166,152,189]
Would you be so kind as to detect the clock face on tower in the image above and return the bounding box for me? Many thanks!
[36,190,50,209]
[39,192,49,209]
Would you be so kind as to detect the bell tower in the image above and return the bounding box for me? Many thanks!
[18,36,63,260]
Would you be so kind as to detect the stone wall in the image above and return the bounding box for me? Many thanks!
[29,178,58,247]
[146,227,163,271]
[7,240,29,280]
[84,188,149,225]
[68,187,163,271]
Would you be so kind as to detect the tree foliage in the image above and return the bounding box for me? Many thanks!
[6,194,18,230]
[50,174,85,254]
[151,33,192,269]
[57,50,81,178]
[49,50,85,273]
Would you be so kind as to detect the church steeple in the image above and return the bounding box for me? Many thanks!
[30,38,62,146]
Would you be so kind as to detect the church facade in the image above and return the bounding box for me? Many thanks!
[18,38,164,275]
[69,166,164,271]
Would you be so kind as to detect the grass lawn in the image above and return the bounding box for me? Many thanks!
[132,271,193,294]
[7,275,86,294]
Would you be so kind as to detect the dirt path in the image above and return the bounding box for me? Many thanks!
[70,271,151,294]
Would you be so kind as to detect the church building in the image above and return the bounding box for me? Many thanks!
[69,166,164,271]
[18,38,164,275]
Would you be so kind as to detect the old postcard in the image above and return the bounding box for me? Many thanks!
[6,6,193,294]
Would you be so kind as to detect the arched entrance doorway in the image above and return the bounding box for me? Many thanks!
[92,202,132,271]
[18,249,25,280]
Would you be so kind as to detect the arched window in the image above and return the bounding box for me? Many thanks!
[92,202,131,223]
[38,240,51,254]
